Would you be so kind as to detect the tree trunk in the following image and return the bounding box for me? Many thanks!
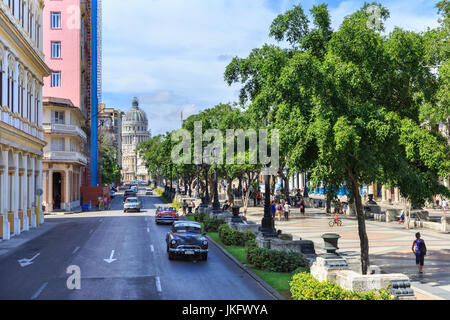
[347,168,370,275]
[226,178,234,203]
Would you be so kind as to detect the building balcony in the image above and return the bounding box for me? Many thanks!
[0,106,44,141]
[42,123,87,141]
[43,151,88,166]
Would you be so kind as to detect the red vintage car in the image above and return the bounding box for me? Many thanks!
[155,206,179,225]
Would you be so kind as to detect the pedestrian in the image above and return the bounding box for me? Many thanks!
[443,199,447,214]
[300,198,305,215]
[256,192,261,205]
[271,200,276,219]
[398,210,405,224]
[182,199,187,215]
[284,201,290,221]
[412,232,427,274]
[276,201,283,221]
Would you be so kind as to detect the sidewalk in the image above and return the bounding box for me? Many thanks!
[242,204,450,300]
[0,220,59,259]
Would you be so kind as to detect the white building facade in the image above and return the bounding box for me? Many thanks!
[0,0,51,239]
[121,97,150,183]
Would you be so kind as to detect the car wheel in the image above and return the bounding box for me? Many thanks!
[202,253,208,261]
[124,210,127,213]
[168,252,175,260]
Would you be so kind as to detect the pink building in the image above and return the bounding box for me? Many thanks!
[41,0,93,212]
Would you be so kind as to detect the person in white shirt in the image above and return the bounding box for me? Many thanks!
[443,199,447,213]
[284,202,291,221]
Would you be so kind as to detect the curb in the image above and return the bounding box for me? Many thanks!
[411,285,445,300]
[206,234,287,301]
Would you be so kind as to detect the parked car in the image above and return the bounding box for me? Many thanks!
[166,221,208,261]
[155,206,179,224]
[123,197,141,213]
[145,188,153,195]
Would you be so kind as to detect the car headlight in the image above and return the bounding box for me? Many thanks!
[171,240,177,245]
[202,240,208,246]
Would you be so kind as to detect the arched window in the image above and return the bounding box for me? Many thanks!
[0,47,3,107]
[27,74,33,122]
[18,66,24,118]
[35,83,39,125]
[7,56,15,113]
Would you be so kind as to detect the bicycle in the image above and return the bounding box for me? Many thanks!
[329,219,343,227]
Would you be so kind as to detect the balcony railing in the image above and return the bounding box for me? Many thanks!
[0,106,44,141]
[42,123,87,141]
[43,151,88,165]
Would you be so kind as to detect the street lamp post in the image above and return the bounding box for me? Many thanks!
[205,166,210,206]
[212,148,221,215]
[260,165,277,237]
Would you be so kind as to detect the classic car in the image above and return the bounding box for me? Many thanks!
[166,221,208,261]
[123,190,136,203]
[123,197,141,212]
[155,206,179,224]
[145,188,153,195]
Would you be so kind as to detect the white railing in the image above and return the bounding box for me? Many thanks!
[42,123,87,141]
[0,106,44,142]
[43,151,88,165]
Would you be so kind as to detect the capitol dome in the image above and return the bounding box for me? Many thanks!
[124,97,148,124]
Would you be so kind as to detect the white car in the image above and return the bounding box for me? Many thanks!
[123,197,141,212]
[145,188,153,195]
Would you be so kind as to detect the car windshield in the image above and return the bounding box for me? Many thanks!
[173,226,201,234]
[127,198,138,203]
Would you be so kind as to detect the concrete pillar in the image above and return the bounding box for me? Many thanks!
[48,168,53,212]
[65,168,70,211]
[36,160,44,224]
[0,151,10,240]
[29,158,36,228]
[12,152,20,235]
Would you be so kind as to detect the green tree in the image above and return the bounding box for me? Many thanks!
[100,137,121,185]
[225,2,450,274]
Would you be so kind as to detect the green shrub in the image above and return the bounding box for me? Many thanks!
[218,225,254,246]
[194,211,207,223]
[203,217,226,232]
[289,272,394,300]
[246,245,308,273]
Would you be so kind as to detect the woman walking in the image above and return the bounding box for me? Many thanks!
[412,232,427,274]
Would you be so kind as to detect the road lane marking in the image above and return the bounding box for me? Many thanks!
[31,282,48,300]
[104,250,117,264]
[155,276,162,293]
[18,253,41,267]
[150,245,154,252]
[72,246,80,254]
[147,227,150,233]
[89,229,94,234]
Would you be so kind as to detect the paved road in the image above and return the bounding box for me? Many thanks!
[0,192,275,300]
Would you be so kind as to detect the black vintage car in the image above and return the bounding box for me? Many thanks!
[166,221,208,261]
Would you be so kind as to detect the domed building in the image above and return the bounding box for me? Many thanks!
[121,98,151,183]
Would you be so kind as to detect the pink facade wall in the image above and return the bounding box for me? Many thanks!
[43,0,81,110]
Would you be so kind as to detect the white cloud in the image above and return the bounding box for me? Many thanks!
[102,0,441,135]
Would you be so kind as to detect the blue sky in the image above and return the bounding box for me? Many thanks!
[101,0,441,136]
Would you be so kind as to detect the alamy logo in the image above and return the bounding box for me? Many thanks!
[171,121,280,174]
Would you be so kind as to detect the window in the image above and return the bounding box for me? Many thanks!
[51,41,61,58]
[51,71,61,87]
[51,138,65,151]
[52,111,65,124]
[50,12,61,29]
